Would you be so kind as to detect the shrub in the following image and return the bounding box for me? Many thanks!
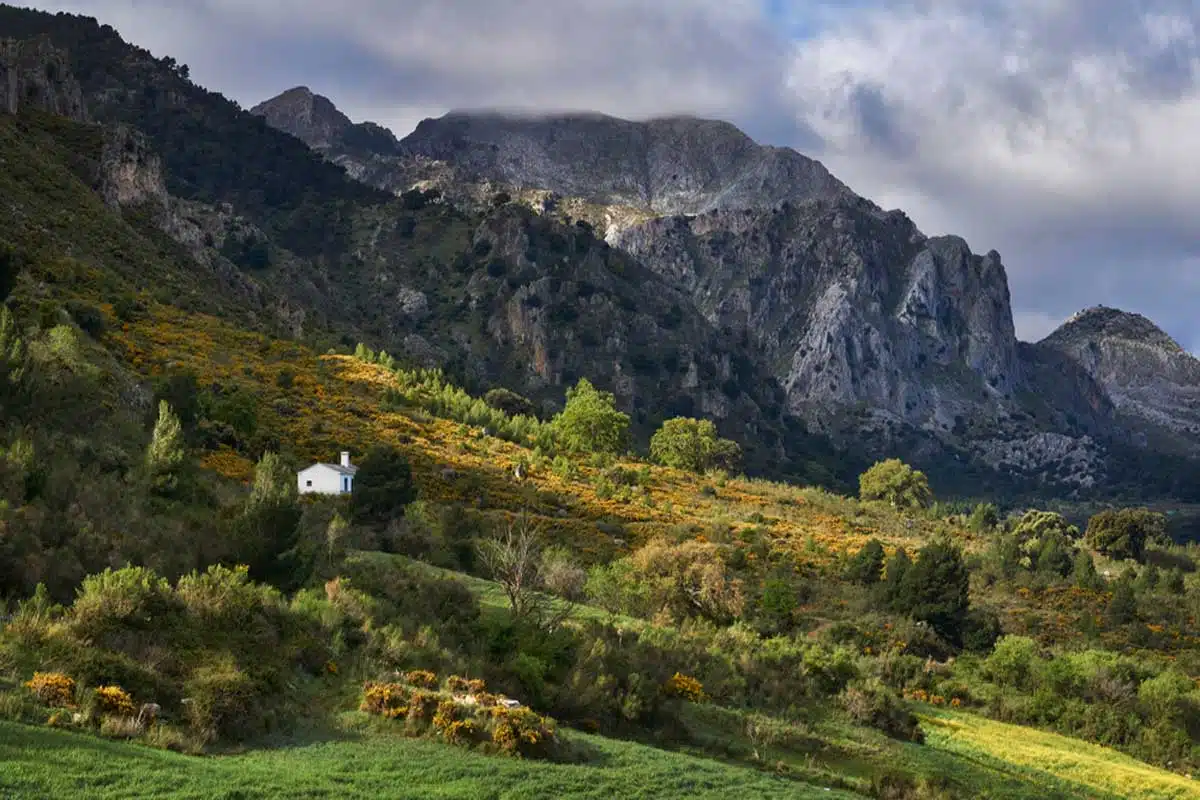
[489,705,557,758]
[361,682,411,719]
[70,566,179,639]
[484,388,536,418]
[182,657,258,743]
[93,685,135,716]
[846,539,886,584]
[891,540,970,646]
[447,676,487,695]
[24,672,76,708]
[984,635,1039,688]
[433,700,480,745]
[405,670,438,689]
[663,672,706,703]
[858,459,933,509]
[352,444,418,525]
[841,679,924,742]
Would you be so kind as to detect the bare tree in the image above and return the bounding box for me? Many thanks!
[476,511,579,630]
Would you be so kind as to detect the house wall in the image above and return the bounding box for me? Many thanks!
[297,465,352,495]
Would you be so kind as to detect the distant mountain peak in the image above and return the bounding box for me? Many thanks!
[1048,305,1186,354]
[398,109,857,215]
[252,86,399,156]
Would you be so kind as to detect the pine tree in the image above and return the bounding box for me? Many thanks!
[145,400,186,493]
[0,305,28,404]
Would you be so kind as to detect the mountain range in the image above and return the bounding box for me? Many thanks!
[0,3,1197,502]
[251,86,1200,500]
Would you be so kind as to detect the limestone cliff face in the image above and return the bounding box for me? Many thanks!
[1036,307,1200,450]
[612,198,1020,431]
[99,125,168,209]
[399,111,856,215]
[0,36,86,120]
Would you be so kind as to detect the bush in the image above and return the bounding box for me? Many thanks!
[846,539,886,584]
[663,672,706,703]
[361,681,411,719]
[484,388,536,418]
[984,635,1039,688]
[24,672,76,708]
[490,705,557,758]
[840,679,923,742]
[70,566,180,640]
[93,685,135,716]
[182,657,258,743]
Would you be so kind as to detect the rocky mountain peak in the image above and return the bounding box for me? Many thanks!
[252,86,400,156]
[250,86,352,150]
[399,110,858,215]
[0,35,87,120]
[1038,305,1200,448]
[1046,305,1188,355]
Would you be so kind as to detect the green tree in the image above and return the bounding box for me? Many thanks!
[484,387,537,418]
[845,539,886,585]
[1006,510,1081,573]
[552,378,630,455]
[0,305,28,406]
[649,416,741,472]
[968,502,1000,532]
[351,444,417,525]
[1072,550,1102,590]
[878,547,913,609]
[1085,508,1167,563]
[1107,575,1138,626]
[234,451,306,590]
[895,540,971,646]
[145,400,186,494]
[858,459,933,509]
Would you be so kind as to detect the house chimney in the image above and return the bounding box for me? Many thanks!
[340,451,351,468]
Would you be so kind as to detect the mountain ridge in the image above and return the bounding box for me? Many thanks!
[250,85,1200,497]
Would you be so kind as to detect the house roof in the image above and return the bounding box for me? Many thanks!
[300,462,359,476]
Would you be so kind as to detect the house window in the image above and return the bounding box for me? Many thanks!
[305,480,312,487]
[342,477,350,492]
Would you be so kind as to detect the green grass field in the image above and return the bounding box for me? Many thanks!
[0,720,861,799]
[920,711,1200,800]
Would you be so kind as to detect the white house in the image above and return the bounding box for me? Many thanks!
[297,451,358,495]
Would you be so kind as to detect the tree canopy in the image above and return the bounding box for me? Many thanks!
[552,378,630,455]
[1085,508,1168,563]
[649,416,741,473]
[858,459,933,509]
[352,444,417,525]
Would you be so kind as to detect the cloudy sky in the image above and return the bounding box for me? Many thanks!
[18,0,1200,349]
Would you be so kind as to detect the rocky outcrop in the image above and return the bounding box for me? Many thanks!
[99,125,168,209]
[1036,307,1200,452]
[0,36,86,120]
